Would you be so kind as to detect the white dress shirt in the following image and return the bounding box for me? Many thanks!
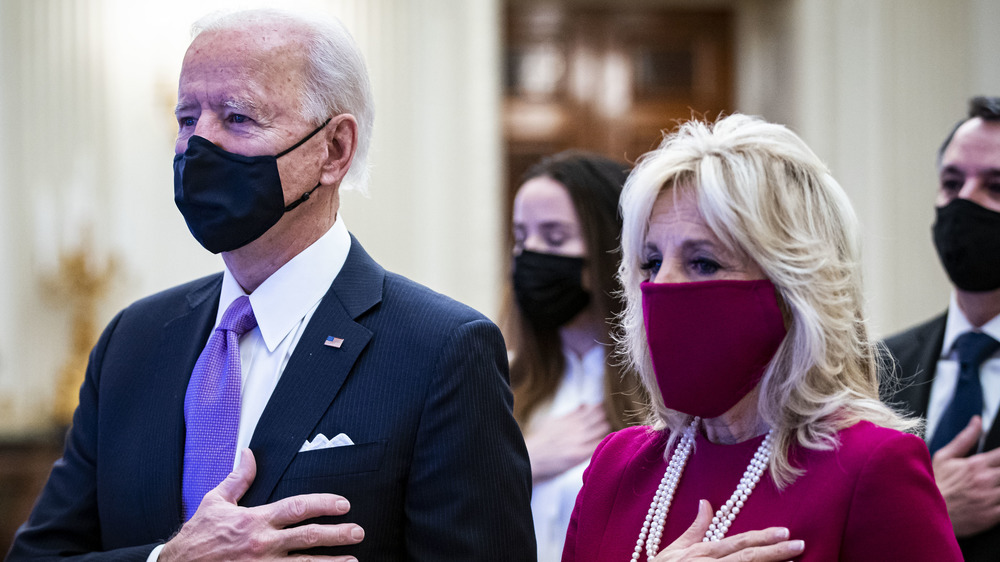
[925,292,1000,451]
[149,217,351,560]
[529,343,607,562]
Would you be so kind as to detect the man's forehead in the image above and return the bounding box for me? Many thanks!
[943,118,1000,165]
[187,24,305,58]
[181,25,308,82]
[178,28,307,110]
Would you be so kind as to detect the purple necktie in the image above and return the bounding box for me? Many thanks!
[182,295,257,520]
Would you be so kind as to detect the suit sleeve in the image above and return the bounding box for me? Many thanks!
[403,318,536,561]
[6,311,158,562]
[840,431,962,561]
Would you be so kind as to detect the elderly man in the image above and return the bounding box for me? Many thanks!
[882,96,1000,561]
[8,9,535,561]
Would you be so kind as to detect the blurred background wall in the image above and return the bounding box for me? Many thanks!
[0,0,998,438]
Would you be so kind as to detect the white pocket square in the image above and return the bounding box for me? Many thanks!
[299,432,355,452]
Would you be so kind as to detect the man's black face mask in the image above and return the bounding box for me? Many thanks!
[173,118,330,254]
[932,197,1000,292]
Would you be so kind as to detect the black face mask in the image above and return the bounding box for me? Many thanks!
[932,198,1000,292]
[512,250,591,329]
[173,118,330,254]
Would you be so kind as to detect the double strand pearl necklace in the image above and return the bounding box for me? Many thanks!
[631,418,775,561]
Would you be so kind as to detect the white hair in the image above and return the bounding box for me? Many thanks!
[617,114,915,486]
[192,8,374,194]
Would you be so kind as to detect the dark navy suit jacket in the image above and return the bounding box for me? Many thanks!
[881,312,1000,562]
[8,236,536,561]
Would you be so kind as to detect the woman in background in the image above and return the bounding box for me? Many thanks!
[505,151,647,561]
[561,115,961,561]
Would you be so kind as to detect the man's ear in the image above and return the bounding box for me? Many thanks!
[320,113,358,185]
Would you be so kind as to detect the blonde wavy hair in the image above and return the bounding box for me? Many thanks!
[617,114,916,487]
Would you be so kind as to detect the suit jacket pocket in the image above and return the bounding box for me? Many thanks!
[283,439,387,480]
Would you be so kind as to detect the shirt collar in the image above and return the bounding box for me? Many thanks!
[561,343,608,380]
[217,215,352,352]
[941,291,1000,358]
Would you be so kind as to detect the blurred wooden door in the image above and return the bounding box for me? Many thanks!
[503,4,734,222]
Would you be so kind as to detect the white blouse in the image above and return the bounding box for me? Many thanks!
[528,343,608,562]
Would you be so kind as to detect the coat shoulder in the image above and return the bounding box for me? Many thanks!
[379,271,494,328]
[882,312,947,354]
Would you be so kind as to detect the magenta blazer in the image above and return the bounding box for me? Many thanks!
[563,421,961,561]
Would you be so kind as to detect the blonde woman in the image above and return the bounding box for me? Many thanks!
[562,115,960,561]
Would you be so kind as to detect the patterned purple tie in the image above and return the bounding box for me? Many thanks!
[182,295,257,520]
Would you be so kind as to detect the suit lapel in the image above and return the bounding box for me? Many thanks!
[139,275,221,535]
[914,315,946,418]
[985,414,1000,452]
[242,236,384,506]
[985,350,1000,450]
[891,314,947,420]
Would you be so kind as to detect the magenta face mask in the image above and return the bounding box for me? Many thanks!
[641,279,787,418]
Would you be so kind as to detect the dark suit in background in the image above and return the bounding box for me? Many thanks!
[883,312,1000,561]
[879,95,1000,562]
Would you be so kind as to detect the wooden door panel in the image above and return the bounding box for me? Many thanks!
[503,3,734,238]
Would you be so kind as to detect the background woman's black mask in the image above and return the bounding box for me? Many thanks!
[512,250,590,329]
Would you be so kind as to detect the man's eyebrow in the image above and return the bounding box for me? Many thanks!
[940,164,1000,177]
[222,98,261,114]
[174,97,262,115]
[174,99,197,115]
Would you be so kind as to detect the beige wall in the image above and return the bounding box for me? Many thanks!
[1,0,998,435]
[735,0,999,336]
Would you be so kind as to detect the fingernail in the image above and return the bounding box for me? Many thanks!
[337,499,350,511]
[790,540,805,551]
[772,527,790,540]
[351,526,365,541]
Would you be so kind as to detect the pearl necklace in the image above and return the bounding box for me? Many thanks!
[632,419,775,561]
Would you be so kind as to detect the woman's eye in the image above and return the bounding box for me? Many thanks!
[178,116,196,128]
[690,258,721,275]
[543,233,568,248]
[639,258,662,276]
[227,114,250,124]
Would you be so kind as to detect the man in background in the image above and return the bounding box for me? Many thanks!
[882,96,1000,561]
[8,8,534,561]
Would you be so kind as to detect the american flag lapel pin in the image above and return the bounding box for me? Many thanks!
[324,336,344,349]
